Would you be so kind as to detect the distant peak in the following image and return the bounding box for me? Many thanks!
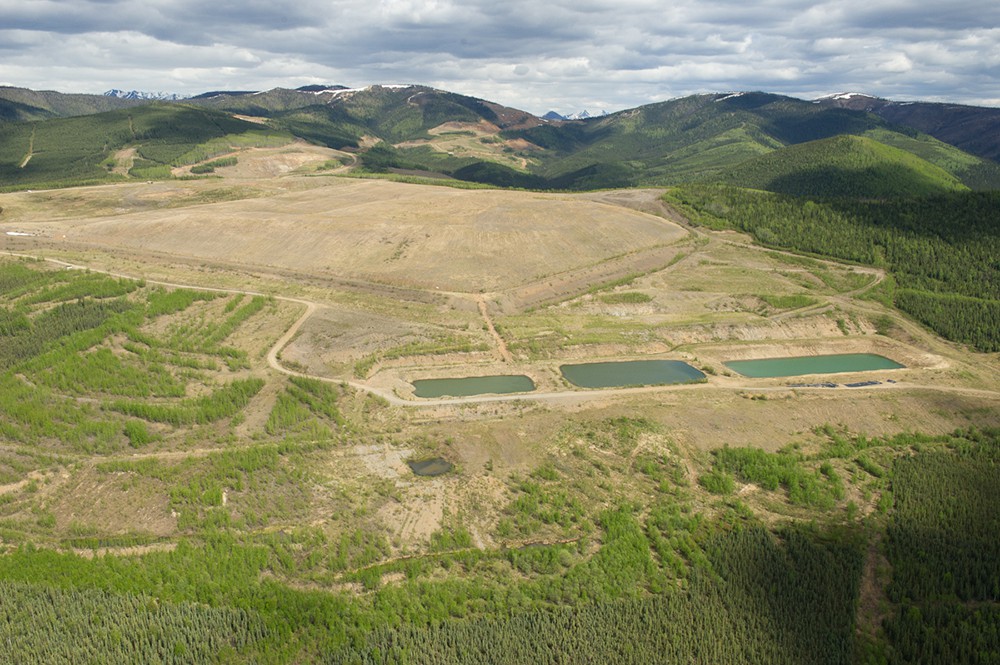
[104,89,186,101]
[561,109,608,120]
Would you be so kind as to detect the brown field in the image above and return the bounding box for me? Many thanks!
[3,164,685,294]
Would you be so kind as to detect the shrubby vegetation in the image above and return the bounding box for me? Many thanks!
[709,446,845,508]
[597,291,653,304]
[265,376,344,438]
[108,378,264,426]
[190,156,238,174]
[0,260,267,450]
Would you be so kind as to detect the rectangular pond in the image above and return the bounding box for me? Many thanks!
[724,353,904,378]
[560,360,706,389]
[411,375,536,398]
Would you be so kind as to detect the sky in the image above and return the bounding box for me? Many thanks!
[1,0,998,115]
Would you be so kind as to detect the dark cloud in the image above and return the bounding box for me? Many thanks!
[0,0,997,113]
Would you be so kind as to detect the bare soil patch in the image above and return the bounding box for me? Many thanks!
[50,468,176,538]
[378,479,445,545]
[111,147,136,176]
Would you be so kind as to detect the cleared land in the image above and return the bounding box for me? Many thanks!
[3,172,685,294]
[1,152,998,663]
[3,164,996,411]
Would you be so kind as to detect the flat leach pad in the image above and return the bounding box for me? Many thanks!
[47,179,685,293]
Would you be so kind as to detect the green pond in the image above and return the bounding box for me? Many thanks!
[724,353,904,378]
[560,360,706,389]
[411,375,535,398]
[407,458,454,477]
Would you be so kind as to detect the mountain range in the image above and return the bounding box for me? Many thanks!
[104,89,188,102]
[543,110,608,121]
[1,83,999,194]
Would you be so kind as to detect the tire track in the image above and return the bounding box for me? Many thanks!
[477,296,512,363]
[18,126,35,168]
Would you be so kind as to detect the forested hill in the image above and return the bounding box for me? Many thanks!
[816,93,1000,163]
[0,104,292,189]
[717,135,968,198]
[0,86,143,122]
[501,92,1000,190]
[2,85,999,192]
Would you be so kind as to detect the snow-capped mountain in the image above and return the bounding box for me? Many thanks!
[104,89,187,101]
[541,109,608,121]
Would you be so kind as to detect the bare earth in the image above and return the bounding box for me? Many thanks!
[9,175,685,294]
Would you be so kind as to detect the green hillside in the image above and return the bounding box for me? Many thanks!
[717,135,968,198]
[347,92,890,188]
[499,92,1000,191]
[861,128,1000,190]
[0,86,142,123]
[0,104,293,190]
[2,86,999,193]
[506,93,878,185]
[212,89,1000,191]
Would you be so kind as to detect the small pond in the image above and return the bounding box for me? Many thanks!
[408,458,454,477]
[724,353,905,378]
[560,359,706,389]
[411,375,536,398]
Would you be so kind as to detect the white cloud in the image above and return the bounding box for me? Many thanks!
[0,0,997,112]
[882,53,915,73]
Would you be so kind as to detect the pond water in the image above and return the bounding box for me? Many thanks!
[724,353,905,378]
[407,458,454,477]
[559,360,706,389]
[411,375,536,398]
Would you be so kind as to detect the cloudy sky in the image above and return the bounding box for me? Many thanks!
[1,0,998,114]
